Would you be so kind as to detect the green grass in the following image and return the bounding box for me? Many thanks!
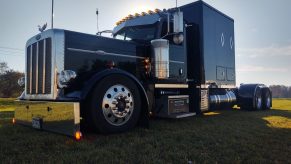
[0,99,290,163]
[0,98,17,112]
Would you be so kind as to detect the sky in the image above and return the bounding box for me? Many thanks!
[0,0,291,86]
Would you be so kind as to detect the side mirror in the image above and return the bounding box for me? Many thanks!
[173,11,184,44]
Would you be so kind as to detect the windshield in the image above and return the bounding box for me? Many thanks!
[114,25,156,42]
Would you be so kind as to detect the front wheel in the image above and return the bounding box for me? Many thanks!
[89,75,141,133]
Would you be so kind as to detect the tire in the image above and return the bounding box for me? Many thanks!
[262,89,271,110]
[253,87,262,111]
[89,74,141,133]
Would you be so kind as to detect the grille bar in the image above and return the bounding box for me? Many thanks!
[26,38,52,95]
[42,39,46,94]
[37,40,44,94]
[26,46,31,94]
[45,38,52,93]
[31,43,37,94]
[36,42,39,94]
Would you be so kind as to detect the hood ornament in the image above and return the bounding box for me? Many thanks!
[38,23,47,32]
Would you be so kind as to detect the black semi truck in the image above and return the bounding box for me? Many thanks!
[15,1,272,139]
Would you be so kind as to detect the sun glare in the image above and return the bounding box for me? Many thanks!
[124,2,156,17]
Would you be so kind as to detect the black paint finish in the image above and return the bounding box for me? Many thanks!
[63,30,187,93]
[181,1,236,86]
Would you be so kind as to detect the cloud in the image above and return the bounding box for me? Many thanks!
[250,27,258,33]
[237,44,291,58]
[237,65,288,73]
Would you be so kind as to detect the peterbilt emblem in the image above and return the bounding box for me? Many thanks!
[36,34,41,40]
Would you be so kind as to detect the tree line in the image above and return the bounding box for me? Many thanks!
[0,62,24,98]
[269,85,291,98]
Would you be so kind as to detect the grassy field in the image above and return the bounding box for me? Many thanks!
[0,98,290,163]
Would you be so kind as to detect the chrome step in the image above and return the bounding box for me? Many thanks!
[158,112,196,119]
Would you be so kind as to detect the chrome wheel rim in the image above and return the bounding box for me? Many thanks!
[102,84,134,126]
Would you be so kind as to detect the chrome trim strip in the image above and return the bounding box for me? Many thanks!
[53,30,65,99]
[42,39,46,94]
[175,113,196,118]
[169,60,184,64]
[200,84,237,89]
[155,84,188,88]
[168,95,189,99]
[67,48,145,59]
[35,42,39,94]
[67,49,184,64]
[29,46,32,94]
[74,103,80,124]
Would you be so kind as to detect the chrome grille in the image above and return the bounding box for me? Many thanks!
[26,38,52,94]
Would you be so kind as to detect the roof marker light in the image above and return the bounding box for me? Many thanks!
[127,14,134,19]
[141,12,147,16]
[154,9,161,13]
[147,10,154,14]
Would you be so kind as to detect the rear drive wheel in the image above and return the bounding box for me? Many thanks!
[89,75,141,133]
[262,89,271,110]
[253,87,262,110]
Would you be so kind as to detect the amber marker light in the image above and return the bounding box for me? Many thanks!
[134,13,140,17]
[147,10,154,14]
[144,57,151,74]
[75,131,82,141]
[12,118,16,124]
[144,58,150,64]
[127,14,134,19]
[141,12,147,16]
[154,9,161,13]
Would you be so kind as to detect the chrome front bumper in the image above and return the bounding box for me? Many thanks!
[14,101,80,137]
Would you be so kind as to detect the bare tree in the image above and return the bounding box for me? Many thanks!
[0,61,8,75]
[0,62,24,98]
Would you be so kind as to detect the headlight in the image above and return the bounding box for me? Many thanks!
[58,70,77,88]
[173,33,184,44]
[17,77,25,87]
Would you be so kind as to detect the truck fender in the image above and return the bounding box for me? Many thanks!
[81,68,149,127]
